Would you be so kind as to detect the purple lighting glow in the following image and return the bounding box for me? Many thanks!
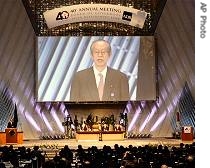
[150,112,166,132]
[139,105,157,132]
[128,104,141,132]
[51,108,65,132]
[59,102,68,118]
[25,112,41,131]
[41,112,53,131]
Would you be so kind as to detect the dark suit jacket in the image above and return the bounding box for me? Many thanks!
[70,67,129,101]
[7,121,15,128]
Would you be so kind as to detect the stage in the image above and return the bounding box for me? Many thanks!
[10,137,194,149]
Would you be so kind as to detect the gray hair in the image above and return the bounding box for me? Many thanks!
[90,39,111,54]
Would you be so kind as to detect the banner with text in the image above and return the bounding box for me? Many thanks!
[43,4,148,29]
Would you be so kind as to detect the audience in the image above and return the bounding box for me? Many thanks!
[0,142,195,168]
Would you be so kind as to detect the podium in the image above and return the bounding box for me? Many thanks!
[0,132,6,144]
[0,128,23,144]
[6,128,18,143]
[181,126,194,141]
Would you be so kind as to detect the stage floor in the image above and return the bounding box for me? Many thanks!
[10,137,194,149]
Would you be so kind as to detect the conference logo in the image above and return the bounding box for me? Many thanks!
[56,11,69,20]
[122,10,147,28]
[122,11,132,21]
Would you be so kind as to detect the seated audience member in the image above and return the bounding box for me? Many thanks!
[59,145,73,162]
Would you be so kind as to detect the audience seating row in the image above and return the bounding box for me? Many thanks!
[0,142,195,168]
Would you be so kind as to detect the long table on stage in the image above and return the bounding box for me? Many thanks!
[76,131,125,141]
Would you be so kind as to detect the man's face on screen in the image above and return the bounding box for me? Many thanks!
[91,41,111,71]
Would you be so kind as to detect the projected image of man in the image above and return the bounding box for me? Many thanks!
[70,39,129,102]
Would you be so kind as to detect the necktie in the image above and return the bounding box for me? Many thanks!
[98,73,104,101]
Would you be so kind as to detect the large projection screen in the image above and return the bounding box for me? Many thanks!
[36,36,156,102]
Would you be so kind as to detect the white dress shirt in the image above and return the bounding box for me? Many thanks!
[93,65,107,87]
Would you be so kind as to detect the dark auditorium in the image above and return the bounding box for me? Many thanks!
[0,0,196,168]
